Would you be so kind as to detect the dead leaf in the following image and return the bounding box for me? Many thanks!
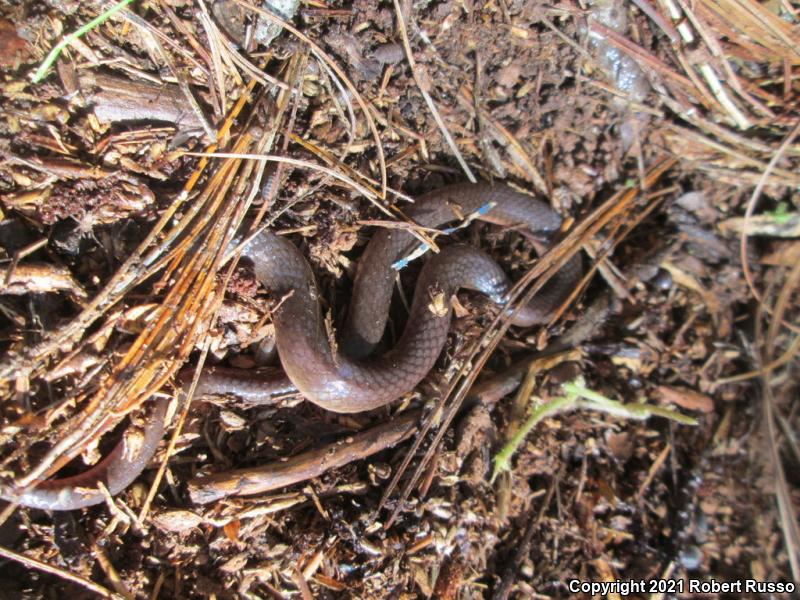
[0,19,28,67]
[152,510,203,533]
[223,519,241,541]
[657,385,714,413]
[219,552,249,573]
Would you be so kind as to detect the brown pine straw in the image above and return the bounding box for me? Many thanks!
[232,0,388,200]
[391,0,476,183]
[0,79,266,526]
[379,156,679,527]
[739,120,800,335]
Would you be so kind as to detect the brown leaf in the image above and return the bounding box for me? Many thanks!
[152,509,203,533]
[223,519,241,541]
[219,552,249,573]
[0,19,28,67]
[656,385,714,413]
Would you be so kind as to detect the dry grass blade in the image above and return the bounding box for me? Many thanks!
[766,260,800,349]
[2,0,797,593]
[758,203,800,581]
[30,0,132,83]
[184,152,377,203]
[763,381,800,581]
[306,54,361,197]
[185,149,442,254]
[660,0,747,123]
[739,120,800,333]
[120,7,206,71]
[233,0,388,199]
[697,0,800,64]
[142,53,307,520]
[714,333,800,385]
[0,544,119,598]
[648,0,799,187]
[0,78,256,387]
[0,76,270,512]
[672,0,769,121]
[132,12,216,139]
[13,136,251,490]
[664,123,800,189]
[195,0,231,120]
[758,303,800,581]
[392,0,476,183]
[287,133,415,204]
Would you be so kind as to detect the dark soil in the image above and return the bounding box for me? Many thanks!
[0,0,796,598]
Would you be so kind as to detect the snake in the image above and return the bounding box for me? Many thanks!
[0,183,581,510]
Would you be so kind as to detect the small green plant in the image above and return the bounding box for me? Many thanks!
[765,202,793,225]
[32,0,134,84]
[490,376,697,483]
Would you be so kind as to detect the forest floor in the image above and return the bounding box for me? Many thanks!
[0,0,798,598]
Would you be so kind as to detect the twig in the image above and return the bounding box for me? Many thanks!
[187,410,421,504]
[739,119,800,330]
[0,544,121,599]
[392,0,476,183]
[183,152,380,207]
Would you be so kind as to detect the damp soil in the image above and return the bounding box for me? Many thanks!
[0,1,796,599]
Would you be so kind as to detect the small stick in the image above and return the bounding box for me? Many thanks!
[187,410,421,504]
[0,544,119,598]
[391,0,476,183]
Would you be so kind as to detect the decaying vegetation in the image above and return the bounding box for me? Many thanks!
[0,0,797,597]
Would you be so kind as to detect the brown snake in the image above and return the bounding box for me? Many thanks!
[1,183,581,510]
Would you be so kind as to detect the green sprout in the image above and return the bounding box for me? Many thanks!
[766,202,793,225]
[490,376,697,483]
[31,0,134,84]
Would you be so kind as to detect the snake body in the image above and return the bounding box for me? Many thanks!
[1,183,580,509]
